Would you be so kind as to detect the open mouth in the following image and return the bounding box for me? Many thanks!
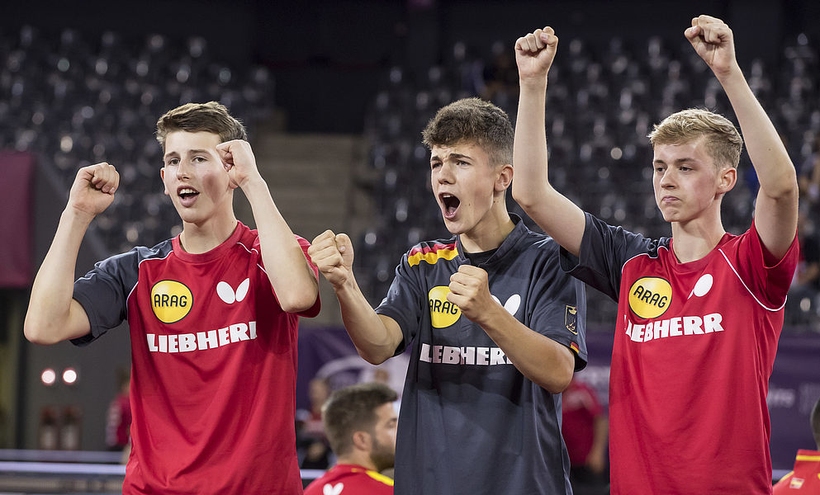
[440,193,460,219]
[177,187,200,205]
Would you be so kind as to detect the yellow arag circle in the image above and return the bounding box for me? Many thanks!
[151,280,193,324]
[628,277,672,320]
[428,285,461,328]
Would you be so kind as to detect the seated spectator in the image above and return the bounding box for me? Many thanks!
[304,382,398,495]
[799,132,820,215]
[297,377,332,469]
[787,207,820,326]
[773,396,820,493]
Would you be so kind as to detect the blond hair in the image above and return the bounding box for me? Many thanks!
[648,108,743,169]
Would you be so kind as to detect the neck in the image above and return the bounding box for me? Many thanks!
[179,215,238,254]
[669,217,726,263]
[336,454,378,472]
[459,208,514,254]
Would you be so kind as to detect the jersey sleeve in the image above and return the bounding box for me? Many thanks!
[375,252,426,356]
[528,239,588,370]
[71,249,139,346]
[731,219,799,308]
[560,212,662,301]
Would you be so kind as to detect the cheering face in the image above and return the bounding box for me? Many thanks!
[160,131,234,226]
[368,402,398,472]
[430,141,503,237]
[652,137,732,225]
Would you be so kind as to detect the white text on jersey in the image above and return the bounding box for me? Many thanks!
[146,321,258,353]
[626,313,724,343]
[419,342,513,365]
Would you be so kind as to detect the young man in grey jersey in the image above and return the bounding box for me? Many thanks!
[309,97,587,494]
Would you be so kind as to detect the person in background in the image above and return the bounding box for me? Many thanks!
[787,207,820,325]
[512,15,799,494]
[773,396,820,493]
[561,376,609,495]
[23,101,320,494]
[297,377,332,469]
[304,382,398,495]
[105,367,131,452]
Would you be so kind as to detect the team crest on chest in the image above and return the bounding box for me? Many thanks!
[151,280,193,323]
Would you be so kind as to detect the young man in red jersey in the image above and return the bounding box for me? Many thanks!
[24,101,320,494]
[304,382,398,495]
[513,15,799,494]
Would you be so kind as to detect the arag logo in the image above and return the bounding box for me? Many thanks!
[628,277,672,319]
[428,285,460,328]
[151,280,193,324]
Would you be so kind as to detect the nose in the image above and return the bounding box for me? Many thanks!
[176,159,192,179]
[435,163,455,184]
[658,168,675,188]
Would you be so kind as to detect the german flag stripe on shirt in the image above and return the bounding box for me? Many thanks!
[408,242,459,267]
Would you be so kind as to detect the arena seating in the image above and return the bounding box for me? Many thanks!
[1,24,818,329]
[358,32,820,329]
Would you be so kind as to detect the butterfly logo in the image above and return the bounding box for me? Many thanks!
[323,483,344,495]
[492,294,521,316]
[216,278,250,304]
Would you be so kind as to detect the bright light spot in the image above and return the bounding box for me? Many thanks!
[41,368,57,386]
[62,368,78,385]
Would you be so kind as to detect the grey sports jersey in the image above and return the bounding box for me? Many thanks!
[377,215,587,494]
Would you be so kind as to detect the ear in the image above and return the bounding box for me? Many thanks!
[351,431,371,453]
[160,168,169,196]
[717,165,737,194]
[495,163,513,192]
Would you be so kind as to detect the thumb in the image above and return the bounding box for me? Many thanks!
[334,233,351,251]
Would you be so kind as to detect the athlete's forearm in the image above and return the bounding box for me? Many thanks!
[719,68,796,199]
[334,281,403,365]
[479,305,574,394]
[24,208,93,343]
[242,178,319,313]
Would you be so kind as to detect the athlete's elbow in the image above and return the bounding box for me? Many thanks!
[23,319,63,345]
[279,293,318,314]
[356,346,392,366]
[541,364,574,394]
[511,184,549,213]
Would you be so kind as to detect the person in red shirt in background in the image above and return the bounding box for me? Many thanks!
[774,397,820,493]
[105,367,131,453]
[304,382,398,495]
[562,376,609,495]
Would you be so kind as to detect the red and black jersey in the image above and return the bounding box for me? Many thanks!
[564,213,799,495]
[73,222,319,494]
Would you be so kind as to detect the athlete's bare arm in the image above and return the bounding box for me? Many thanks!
[686,15,798,258]
[511,26,586,257]
[219,140,319,313]
[24,163,119,344]
[448,265,574,393]
[308,230,403,364]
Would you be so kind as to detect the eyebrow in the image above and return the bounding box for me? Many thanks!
[164,148,211,160]
[431,151,471,162]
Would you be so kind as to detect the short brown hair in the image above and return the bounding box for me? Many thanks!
[155,101,247,151]
[421,97,514,167]
[648,108,743,169]
[321,382,398,456]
